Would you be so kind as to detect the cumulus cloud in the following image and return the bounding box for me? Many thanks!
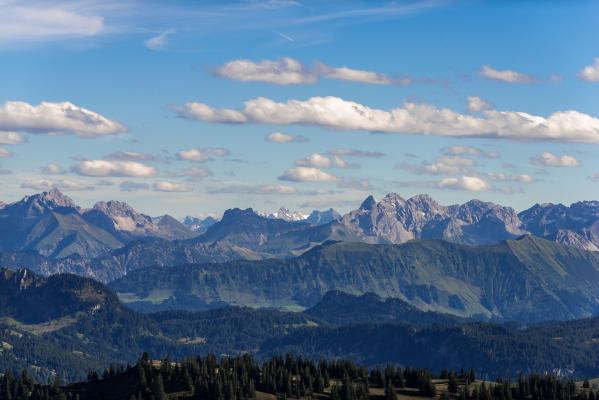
[315,62,395,85]
[479,65,535,83]
[265,132,309,143]
[144,29,174,51]
[398,156,475,175]
[153,181,193,192]
[295,153,332,168]
[579,58,599,82]
[530,152,580,167]
[486,172,534,184]
[119,181,149,192]
[178,96,599,143]
[0,147,11,157]
[590,173,599,183]
[208,184,297,195]
[0,131,24,144]
[295,153,355,169]
[216,57,402,86]
[437,176,490,192]
[177,147,230,162]
[279,166,337,182]
[467,96,491,113]
[216,57,316,85]
[21,178,93,191]
[73,160,158,177]
[441,145,500,159]
[0,101,126,137]
[43,163,64,174]
[177,102,248,123]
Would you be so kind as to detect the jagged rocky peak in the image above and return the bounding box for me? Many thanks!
[12,188,79,216]
[359,195,376,210]
[91,200,153,232]
[454,199,519,224]
[93,200,142,217]
[267,207,307,222]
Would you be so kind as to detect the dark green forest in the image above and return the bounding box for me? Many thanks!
[3,353,597,400]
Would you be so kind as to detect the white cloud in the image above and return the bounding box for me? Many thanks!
[0,2,104,43]
[441,145,499,159]
[119,181,149,192]
[530,152,580,167]
[179,96,599,143]
[0,131,24,144]
[208,184,297,195]
[479,65,535,83]
[399,156,474,175]
[486,172,534,184]
[0,101,126,137]
[216,57,315,85]
[43,163,64,174]
[437,176,490,192]
[512,174,534,184]
[295,153,332,168]
[279,166,337,182]
[177,102,248,123]
[216,57,405,86]
[590,173,599,183]
[73,160,158,177]
[153,181,193,192]
[0,147,11,157]
[144,29,174,50]
[265,131,308,143]
[21,178,93,191]
[177,147,229,162]
[315,62,395,85]
[467,96,491,113]
[579,58,599,82]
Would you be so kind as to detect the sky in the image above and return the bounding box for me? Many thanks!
[0,0,598,219]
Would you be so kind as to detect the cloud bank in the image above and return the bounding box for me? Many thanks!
[177,96,599,143]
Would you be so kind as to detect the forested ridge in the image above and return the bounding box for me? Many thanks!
[2,353,597,400]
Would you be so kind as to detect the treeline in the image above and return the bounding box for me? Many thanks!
[1,353,597,400]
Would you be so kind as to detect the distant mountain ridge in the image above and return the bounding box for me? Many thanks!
[109,236,599,322]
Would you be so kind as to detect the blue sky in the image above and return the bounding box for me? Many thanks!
[0,0,598,218]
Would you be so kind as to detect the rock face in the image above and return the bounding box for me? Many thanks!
[518,201,599,251]
[306,208,341,226]
[342,193,525,245]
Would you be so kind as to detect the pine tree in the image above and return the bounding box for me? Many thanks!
[385,379,397,400]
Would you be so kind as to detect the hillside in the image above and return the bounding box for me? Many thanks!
[109,236,599,322]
